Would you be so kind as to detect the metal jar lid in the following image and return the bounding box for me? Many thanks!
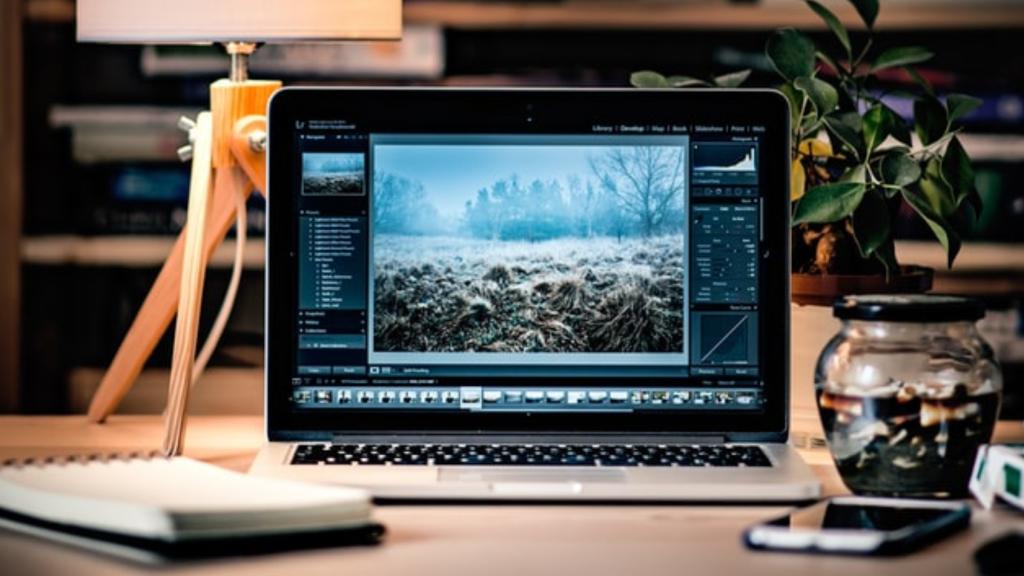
[832,294,985,322]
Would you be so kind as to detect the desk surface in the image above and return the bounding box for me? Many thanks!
[1,414,1022,576]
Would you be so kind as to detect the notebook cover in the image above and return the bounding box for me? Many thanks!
[0,505,385,563]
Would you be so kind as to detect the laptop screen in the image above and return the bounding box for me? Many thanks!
[267,89,789,436]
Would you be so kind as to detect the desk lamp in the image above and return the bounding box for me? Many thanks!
[76,0,402,455]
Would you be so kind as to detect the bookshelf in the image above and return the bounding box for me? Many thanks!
[1,1,23,412]
[10,0,1024,414]
[21,236,267,268]
[66,366,263,415]
[403,0,1024,30]
[25,0,1024,30]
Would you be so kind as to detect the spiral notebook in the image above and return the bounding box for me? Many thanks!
[0,455,383,562]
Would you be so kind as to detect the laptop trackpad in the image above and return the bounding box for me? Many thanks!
[438,467,627,484]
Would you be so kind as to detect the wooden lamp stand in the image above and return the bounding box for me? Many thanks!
[86,43,279,454]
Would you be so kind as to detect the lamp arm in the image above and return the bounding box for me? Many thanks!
[191,171,248,384]
[86,86,275,424]
[231,115,269,197]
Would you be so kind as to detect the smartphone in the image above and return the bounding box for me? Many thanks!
[744,497,971,556]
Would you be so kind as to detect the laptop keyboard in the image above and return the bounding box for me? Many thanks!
[290,443,771,467]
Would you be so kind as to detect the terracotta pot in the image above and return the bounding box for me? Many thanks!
[791,266,933,307]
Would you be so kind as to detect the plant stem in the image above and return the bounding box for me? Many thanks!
[853,37,874,71]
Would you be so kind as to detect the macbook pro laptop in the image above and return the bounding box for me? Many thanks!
[250,87,821,501]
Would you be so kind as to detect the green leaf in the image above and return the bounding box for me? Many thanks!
[921,157,958,218]
[766,28,816,81]
[965,188,984,218]
[666,75,710,87]
[914,95,947,145]
[630,70,669,88]
[862,105,895,153]
[946,93,983,124]
[905,66,935,96]
[873,238,899,278]
[778,82,804,130]
[824,111,864,159]
[793,182,867,225]
[848,0,879,29]
[885,104,913,145]
[807,0,851,56]
[901,187,962,268]
[713,69,751,88]
[851,188,891,257]
[840,164,867,184]
[794,76,839,119]
[816,51,845,77]
[941,136,978,210]
[871,47,934,73]
[881,151,921,187]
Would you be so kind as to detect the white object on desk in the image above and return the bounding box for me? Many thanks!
[0,456,373,540]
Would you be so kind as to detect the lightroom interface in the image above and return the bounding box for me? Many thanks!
[291,125,764,414]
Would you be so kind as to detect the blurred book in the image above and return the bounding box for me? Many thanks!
[49,106,201,164]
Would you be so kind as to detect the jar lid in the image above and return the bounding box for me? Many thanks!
[832,294,985,322]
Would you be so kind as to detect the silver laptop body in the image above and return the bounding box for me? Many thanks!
[250,87,821,501]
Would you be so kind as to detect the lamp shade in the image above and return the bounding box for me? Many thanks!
[77,0,402,43]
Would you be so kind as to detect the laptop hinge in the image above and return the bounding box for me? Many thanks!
[329,433,730,444]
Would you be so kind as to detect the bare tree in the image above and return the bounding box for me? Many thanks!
[373,172,425,233]
[588,147,686,237]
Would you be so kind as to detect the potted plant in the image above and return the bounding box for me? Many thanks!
[631,0,983,414]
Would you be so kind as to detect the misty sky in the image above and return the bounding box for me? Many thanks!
[374,144,606,216]
[303,152,363,173]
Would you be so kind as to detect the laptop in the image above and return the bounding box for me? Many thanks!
[250,87,821,501]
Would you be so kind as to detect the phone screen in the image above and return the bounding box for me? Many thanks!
[769,500,961,532]
[746,498,971,555]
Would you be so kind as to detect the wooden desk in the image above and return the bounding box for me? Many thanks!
[1,415,1022,576]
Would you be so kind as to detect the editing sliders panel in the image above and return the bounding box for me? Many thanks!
[688,131,760,378]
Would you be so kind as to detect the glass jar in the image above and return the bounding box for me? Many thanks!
[816,294,1002,498]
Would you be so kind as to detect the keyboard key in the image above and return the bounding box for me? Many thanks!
[290,443,771,468]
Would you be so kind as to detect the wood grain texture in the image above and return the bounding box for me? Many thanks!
[231,115,269,195]
[0,414,1022,576]
[210,80,279,168]
[0,0,23,413]
[163,113,214,456]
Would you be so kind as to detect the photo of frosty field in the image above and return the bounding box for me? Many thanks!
[370,139,688,355]
[301,152,364,196]
[374,234,684,353]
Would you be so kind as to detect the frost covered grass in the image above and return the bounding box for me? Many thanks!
[373,234,684,353]
[302,171,362,195]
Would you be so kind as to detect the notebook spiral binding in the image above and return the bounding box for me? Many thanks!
[1,451,167,468]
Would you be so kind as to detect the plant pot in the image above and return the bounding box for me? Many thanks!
[791,266,934,307]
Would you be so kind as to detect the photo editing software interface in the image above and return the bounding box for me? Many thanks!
[289,120,767,415]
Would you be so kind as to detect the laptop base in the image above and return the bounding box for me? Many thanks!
[250,441,821,502]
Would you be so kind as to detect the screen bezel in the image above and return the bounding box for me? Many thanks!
[265,87,791,442]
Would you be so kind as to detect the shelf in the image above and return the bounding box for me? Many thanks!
[21,235,266,269]
[403,0,1024,30]
[897,241,1024,297]
[896,241,1024,273]
[67,366,263,415]
[28,0,1024,30]
[20,236,1023,280]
